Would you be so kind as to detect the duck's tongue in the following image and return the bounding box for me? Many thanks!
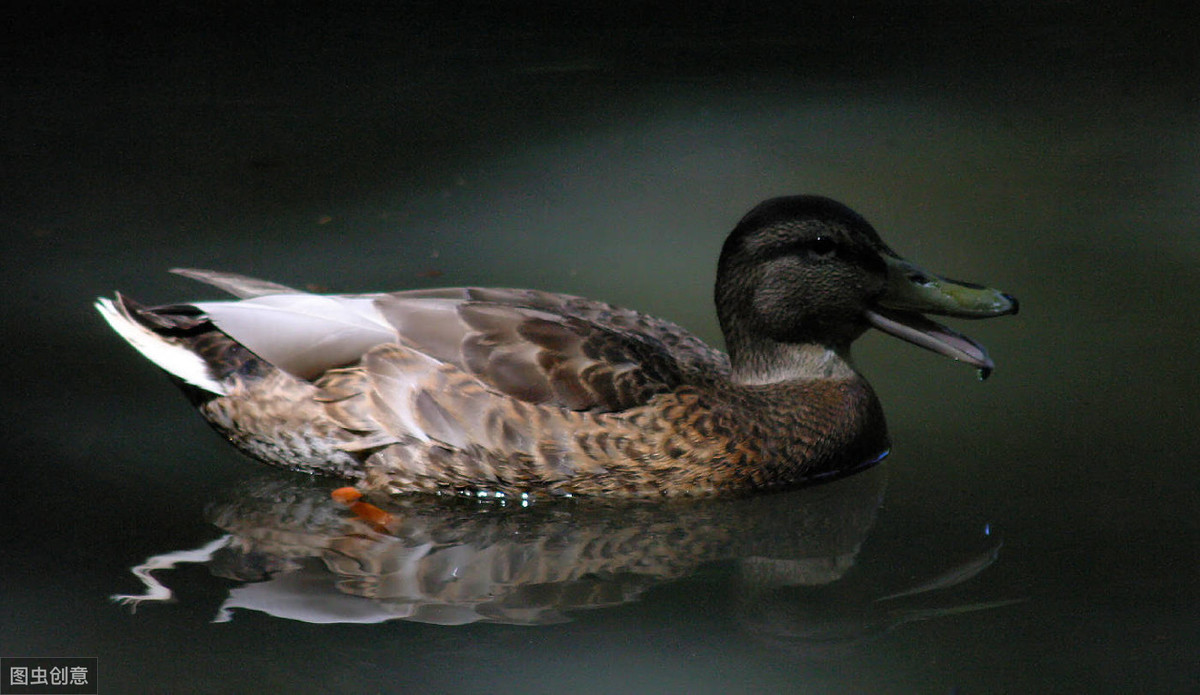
[867,255,1018,378]
[865,308,997,378]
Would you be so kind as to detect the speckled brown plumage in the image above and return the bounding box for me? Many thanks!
[96,195,1017,497]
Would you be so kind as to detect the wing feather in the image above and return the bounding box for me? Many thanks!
[165,270,727,413]
[194,295,394,380]
[170,268,301,298]
[373,292,713,412]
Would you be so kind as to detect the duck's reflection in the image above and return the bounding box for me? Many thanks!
[114,465,1020,648]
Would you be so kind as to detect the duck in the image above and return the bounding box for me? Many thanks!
[96,195,1017,497]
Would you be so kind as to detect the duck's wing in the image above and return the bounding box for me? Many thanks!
[171,267,302,298]
[175,271,727,413]
[372,287,728,413]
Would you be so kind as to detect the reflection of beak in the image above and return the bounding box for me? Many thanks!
[864,256,1019,378]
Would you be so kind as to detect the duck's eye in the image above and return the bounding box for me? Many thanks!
[807,236,836,259]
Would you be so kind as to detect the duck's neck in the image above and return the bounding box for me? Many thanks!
[728,338,860,385]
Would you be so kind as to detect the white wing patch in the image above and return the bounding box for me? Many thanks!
[194,295,396,380]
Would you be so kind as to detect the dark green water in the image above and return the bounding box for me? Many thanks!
[3,2,1196,693]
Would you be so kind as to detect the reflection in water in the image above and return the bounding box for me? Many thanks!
[113,466,1020,653]
[734,544,1022,660]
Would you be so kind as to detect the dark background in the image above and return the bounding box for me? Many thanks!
[2,2,1197,693]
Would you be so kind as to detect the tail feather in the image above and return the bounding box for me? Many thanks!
[95,295,229,395]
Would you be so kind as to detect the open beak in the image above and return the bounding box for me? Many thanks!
[864,255,1018,378]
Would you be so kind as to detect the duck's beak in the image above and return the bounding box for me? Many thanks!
[864,256,1018,378]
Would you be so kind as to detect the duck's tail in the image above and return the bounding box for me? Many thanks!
[95,294,230,396]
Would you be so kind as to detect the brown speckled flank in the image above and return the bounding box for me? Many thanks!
[97,196,1017,497]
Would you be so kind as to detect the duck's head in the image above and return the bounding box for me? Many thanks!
[716,195,1018,383]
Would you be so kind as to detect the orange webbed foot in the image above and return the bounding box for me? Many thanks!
[331,486,394,531]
